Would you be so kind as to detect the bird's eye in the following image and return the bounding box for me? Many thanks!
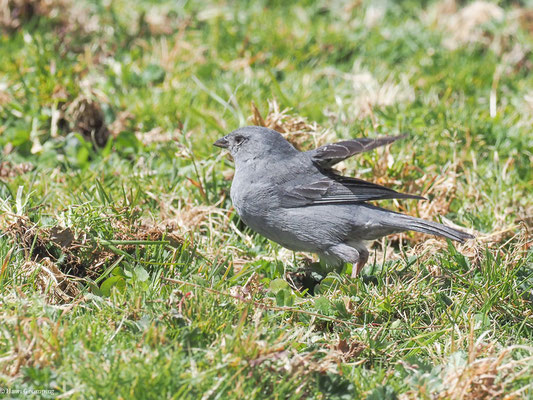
[234,135,246,145]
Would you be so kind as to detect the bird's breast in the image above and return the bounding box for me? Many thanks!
[230,177,277,231]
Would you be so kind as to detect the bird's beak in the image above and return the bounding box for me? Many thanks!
[213,136,229,149]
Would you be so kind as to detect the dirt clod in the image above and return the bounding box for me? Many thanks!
[0,161,34,179]
[65,96,110,147]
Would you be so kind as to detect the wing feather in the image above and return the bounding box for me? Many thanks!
[308,135,406,168]
[280,174,424,208]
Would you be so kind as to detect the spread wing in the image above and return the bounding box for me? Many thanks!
[308,134,406,168]
[279,174,425,208]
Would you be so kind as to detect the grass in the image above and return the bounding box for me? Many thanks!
[0,0,532,398]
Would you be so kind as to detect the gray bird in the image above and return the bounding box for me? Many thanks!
[214,126,474,278]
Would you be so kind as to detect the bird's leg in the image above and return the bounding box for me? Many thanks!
[325,243,367,279]
[352,248,369,278]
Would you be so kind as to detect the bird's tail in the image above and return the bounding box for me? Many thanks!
[386,214,474,243]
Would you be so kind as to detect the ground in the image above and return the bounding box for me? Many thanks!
[0,0,532,399]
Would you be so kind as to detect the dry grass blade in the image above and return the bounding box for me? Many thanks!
[3,214,184,286]
[438,343,533,400]
[0,311,62,379]
[321,67,415,124]
[248,99,334,150]
[423,0,504,50]
[20,259,82,303]
[4,218,93,278]
[329,338,366,363]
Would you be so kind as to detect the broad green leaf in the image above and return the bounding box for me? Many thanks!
[100,276,126,296]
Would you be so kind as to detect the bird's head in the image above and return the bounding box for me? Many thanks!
[214,126,298,165]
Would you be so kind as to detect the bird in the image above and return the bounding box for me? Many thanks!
[214,126,474,278]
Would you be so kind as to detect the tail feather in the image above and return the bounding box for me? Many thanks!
[390,215,474,243]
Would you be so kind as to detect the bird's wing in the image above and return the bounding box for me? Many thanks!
[279,174,425,208]
[307,135,406,168]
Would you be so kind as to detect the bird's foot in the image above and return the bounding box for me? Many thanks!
[351,251,369,278]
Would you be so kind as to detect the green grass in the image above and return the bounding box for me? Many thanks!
[0,0,532,398]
